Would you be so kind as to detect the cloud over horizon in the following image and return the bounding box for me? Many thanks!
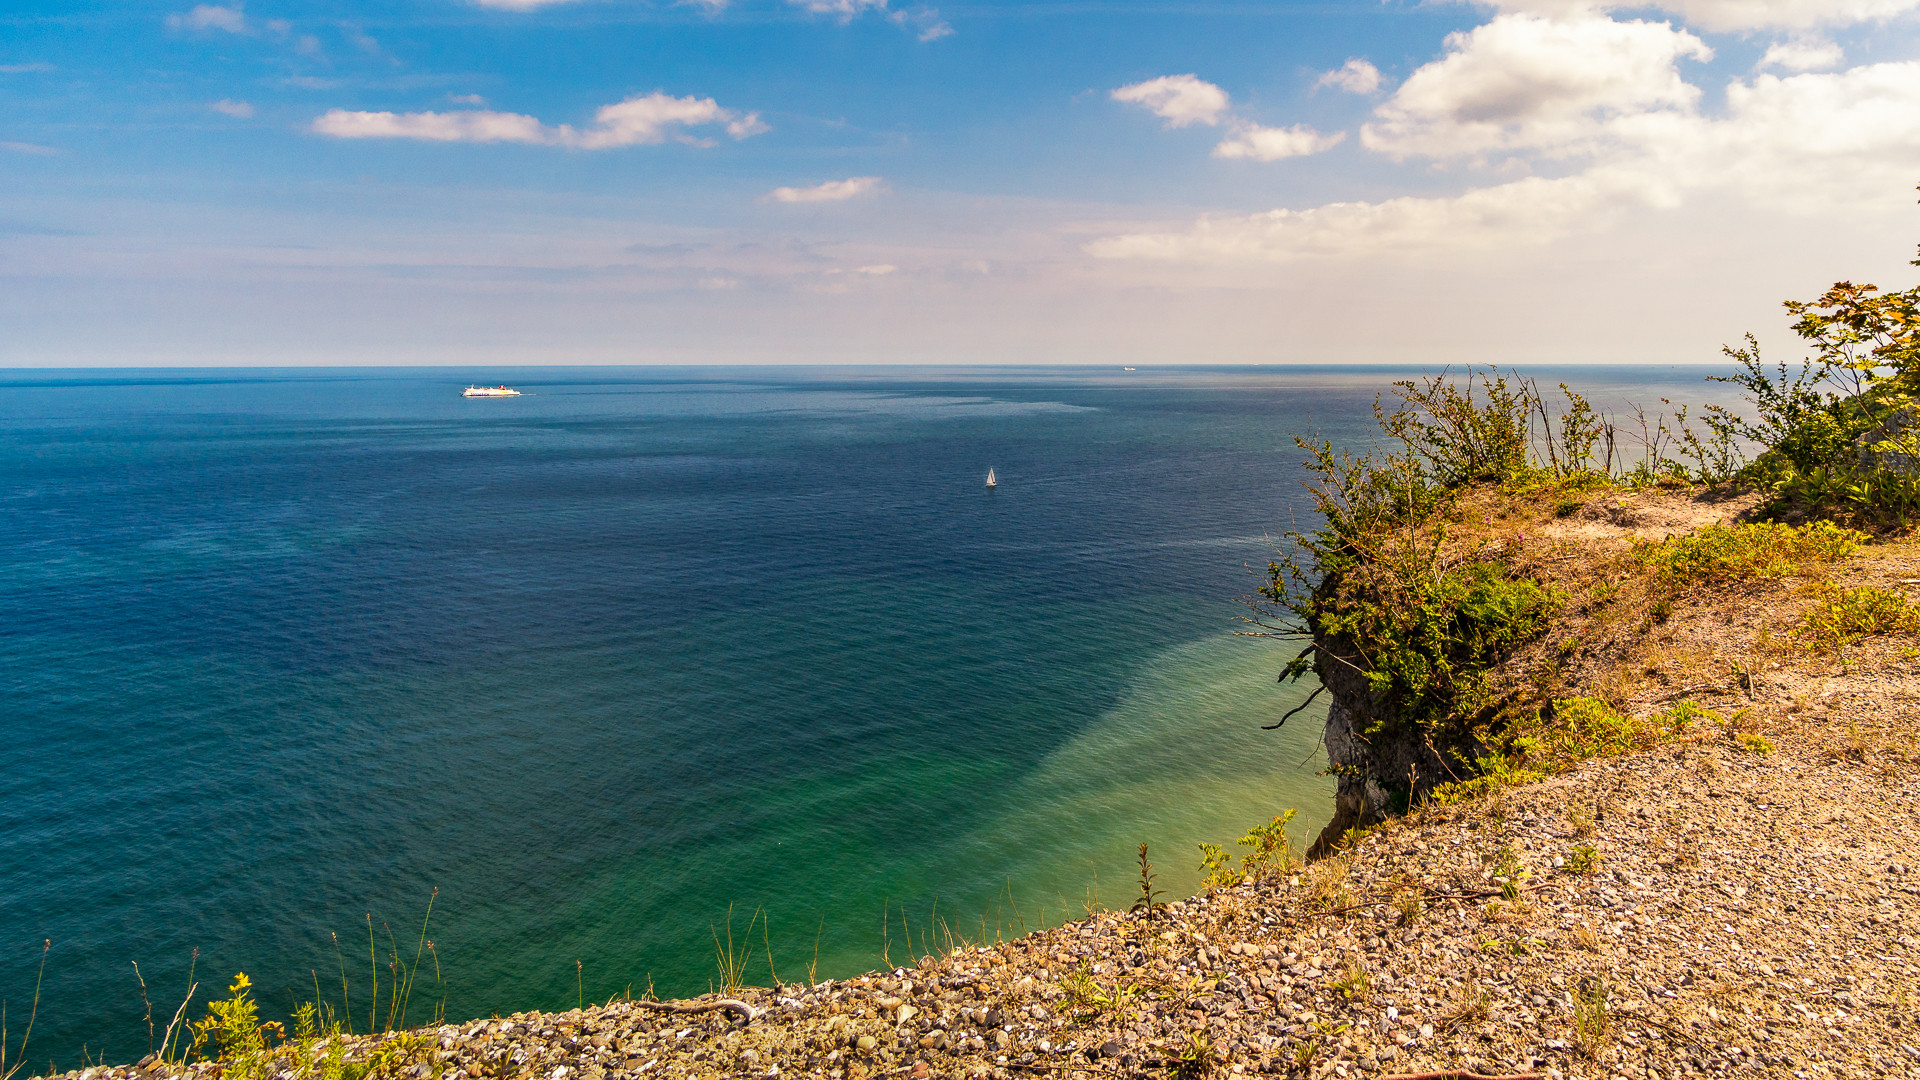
[1461,0,1920,32]
[1213,123,1344,161]
[1092,23,1920,266]
[767,176,886,202]
[312,92,768,148]
[1114,73,1344,162]
[1111,74,1231,127]
[1316,59,1383,94]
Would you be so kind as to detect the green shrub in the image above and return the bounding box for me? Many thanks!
[1426,753,1546,806]
[1564,844,1601,875]
[1710,255,1920,525]
[1633,521,1865,582]
[190,974,273,1067]
[1310,562,1560,737]
[1198,810,1299,889]
[1798,583,1920,648]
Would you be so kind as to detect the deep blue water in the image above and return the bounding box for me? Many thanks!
[0,365,1730,1067]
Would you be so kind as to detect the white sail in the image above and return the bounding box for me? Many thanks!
[985,468,997,487]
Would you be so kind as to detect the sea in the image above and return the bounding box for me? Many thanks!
[0,365,1732,1067]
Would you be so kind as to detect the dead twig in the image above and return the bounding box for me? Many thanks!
[1615,1010,1705,1048]
[1317,881,1556,918]
[1264,685,1325,730]
[632,998,761,1024]
[1656,683,1727,702]
[1381,1072,1542,1080]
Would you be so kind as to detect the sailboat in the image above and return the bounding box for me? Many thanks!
[985,468,998,489]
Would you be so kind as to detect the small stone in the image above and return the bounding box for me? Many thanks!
[896,1004,918,1024]
[1096,1040,1125,1059]
[856,1035,878,1051]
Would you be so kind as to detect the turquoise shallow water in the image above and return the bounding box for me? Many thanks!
[0,365,1728,1066]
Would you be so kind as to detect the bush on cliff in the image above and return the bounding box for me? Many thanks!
[1248,217,1920,833]
[1706,227,1920,527]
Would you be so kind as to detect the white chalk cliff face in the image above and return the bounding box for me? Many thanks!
[1305,627,1486,856]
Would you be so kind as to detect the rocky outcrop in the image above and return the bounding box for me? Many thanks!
[1307,634,1479,859]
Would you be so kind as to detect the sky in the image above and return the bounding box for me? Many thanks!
[4,0,1920,366]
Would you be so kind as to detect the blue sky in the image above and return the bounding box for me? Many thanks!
[5,0,1920,365]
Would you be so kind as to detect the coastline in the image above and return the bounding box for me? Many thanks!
[41,485,1920,1079]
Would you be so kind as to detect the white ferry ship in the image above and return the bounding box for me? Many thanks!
[463,385,521,398]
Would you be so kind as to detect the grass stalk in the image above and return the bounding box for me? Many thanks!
[0,940,49,1080]
[132,961,155,1058]
[157,950,197,1065]
[366,915,378,1035]
[398,888,436,1029]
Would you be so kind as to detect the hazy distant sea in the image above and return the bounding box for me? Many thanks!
[0,365,1732,1065]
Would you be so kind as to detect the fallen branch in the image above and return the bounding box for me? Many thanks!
[1655,683,1726,702]
[1616,1011,1705,1047]
[1380,1071,1542,1080]
[633,998,760,1024]
[1316,881,1556,918]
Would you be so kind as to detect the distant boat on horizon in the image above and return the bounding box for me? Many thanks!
[463,385,521,397]
[1123,367,1136,371]
[985,467,997,489]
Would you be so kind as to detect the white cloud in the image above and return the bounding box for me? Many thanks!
[342,26,383,56]
[1362,12,1711,161]
[788,0,888,13]
[1092,58,1920,263]
[1465,0,1920,31]
[685,0,729,10]
[0,62,55,74]
[578,93,757,147]
[767,176,887,202]
[724,112,771,139]
[448,94,487,106]
[0,140,59,155]
[1315,59,1383,95]
[1690,62,1920,207]
[168,4,248,33]
[211,99,255,118]
[783,0,949,39]
[1088,169,1666,262]
[1759,36,1844,71]
[1212,123,1344,161]
[311,92,767,149]
[888,7,953,41]
[1111,74,1232,128]
[854,264,897,275]
[314,108,547,143]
